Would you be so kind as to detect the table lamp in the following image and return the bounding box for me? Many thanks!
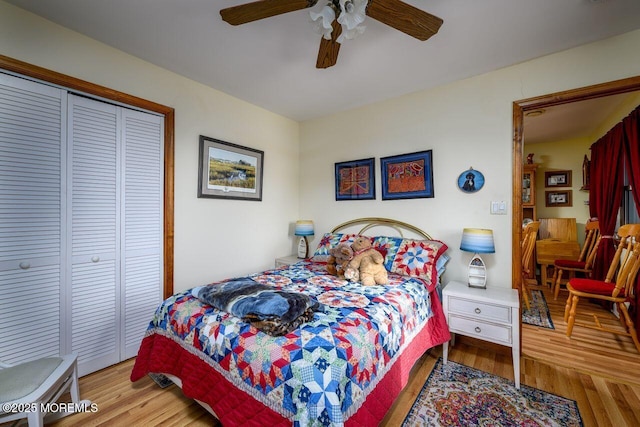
[460,228,495,288]
[295,220,314,258]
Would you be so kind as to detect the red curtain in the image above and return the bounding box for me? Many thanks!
[623,106,640,213]
[622,106,640,336]
[589,123,625,280]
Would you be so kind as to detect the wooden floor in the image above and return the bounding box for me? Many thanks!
[6,285,640,427]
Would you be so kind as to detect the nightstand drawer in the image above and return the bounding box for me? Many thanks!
[448,314,512,345]
[447,296,512,324]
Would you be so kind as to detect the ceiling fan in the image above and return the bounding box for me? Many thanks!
[220,0,443,68]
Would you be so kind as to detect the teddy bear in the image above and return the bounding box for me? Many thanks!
[343,237,388,286]
[326,243,354,278]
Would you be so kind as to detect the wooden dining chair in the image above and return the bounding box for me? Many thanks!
[552,220,601,300]
[564,224,640,353]
[521,221,540,310]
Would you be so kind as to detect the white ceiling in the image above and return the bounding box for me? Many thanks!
[6,0,640,123]
[523,92,639,145]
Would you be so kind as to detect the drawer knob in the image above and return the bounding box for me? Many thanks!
[19,262,31,270]
[91,256,100,263]
[474,307,481,314]
[475,326,481,333]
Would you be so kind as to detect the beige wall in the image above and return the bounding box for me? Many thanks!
[300,29,640,288]
[524,93,640,244]
[2,1,640,290]
[0,1,300,292]
[527,137,592,242]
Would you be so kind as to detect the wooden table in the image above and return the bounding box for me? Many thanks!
[536,239,581,287]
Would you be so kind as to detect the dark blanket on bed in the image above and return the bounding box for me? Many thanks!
[192,278,322,336]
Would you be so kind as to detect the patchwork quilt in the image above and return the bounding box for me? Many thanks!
[131,260,450,426]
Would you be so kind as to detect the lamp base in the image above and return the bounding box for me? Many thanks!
[467,253,487,288]
[297,236,309,259]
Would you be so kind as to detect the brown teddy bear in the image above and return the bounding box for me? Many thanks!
[344,237,388,286]
[326,243,354,278]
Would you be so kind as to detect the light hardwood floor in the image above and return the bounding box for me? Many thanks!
[5,286,639,427]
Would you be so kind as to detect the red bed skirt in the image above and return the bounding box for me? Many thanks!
[131,290,450,426]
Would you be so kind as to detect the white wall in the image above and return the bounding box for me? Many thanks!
[0,1,300,292]
[300,29,640,288]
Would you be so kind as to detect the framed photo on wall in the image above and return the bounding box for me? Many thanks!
[545,190,572,207]
[380,150,434,200]
[545,170,572,187]
[197,135,264,201]
[335,158,375,200]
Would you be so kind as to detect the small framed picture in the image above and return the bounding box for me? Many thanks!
[197,135,264,201]
[334,158,375,200]
[545,190,572,207]
[380,150,434,200]
[457,168,485,193]
[545,170,572,188]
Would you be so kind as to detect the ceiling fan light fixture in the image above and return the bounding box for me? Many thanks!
[310,4,336,40]
[337,0,367,30]
[337,25,366,43]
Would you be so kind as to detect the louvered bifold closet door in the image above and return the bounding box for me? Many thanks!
[0,73,65,364]
[67,94,120,376]
[121,109,163,359]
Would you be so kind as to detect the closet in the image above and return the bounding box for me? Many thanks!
[0,72,163,376]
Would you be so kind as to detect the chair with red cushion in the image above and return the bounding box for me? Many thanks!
[564,224,640,353]
[552,220,600,300]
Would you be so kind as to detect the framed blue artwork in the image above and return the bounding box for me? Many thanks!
[380,150,434,200]
[335,158,375,200]
[457,167,485,193]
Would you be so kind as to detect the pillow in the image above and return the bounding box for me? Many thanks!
[311,232,360,262]
[372,236,403,270]
[389,238,449,282]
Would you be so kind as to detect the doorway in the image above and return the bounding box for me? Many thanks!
[511,75,640,292]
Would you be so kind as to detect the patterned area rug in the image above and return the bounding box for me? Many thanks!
[522,289,555,329]
[402,358,583,426]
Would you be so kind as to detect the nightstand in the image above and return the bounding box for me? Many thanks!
[442,280,521,388]
[275,255,302,268]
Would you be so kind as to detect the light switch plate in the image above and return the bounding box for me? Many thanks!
[490,201,507,215]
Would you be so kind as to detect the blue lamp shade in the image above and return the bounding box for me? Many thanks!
[460,228,495,254]
[294,220,314,236]
[460,228,494,288]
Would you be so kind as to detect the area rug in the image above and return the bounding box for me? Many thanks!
[402,358,582,426]
[522,289,555,329]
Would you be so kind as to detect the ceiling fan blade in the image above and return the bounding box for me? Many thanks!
[316,21,342,69]
[366,0,443,41]
[220,0,317,25]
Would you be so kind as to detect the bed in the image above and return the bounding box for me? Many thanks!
[130,218,451,426]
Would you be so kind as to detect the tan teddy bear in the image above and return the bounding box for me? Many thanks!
[326,243,354,278]
[344,237,388,286]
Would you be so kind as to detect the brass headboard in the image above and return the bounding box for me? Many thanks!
[330,217,433,240]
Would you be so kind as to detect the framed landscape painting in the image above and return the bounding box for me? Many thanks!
[335,158,375,200]
[198,135,264,201]
[380,150,434,200]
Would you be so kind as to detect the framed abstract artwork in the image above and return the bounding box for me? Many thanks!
[380,150,434,200]
[197,135,264,201]
[334,158,375,200]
